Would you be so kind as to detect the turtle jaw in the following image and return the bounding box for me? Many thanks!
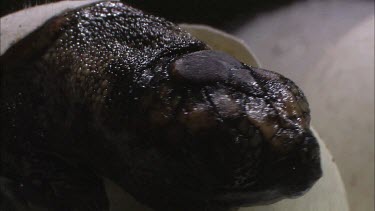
[210,130,322,207]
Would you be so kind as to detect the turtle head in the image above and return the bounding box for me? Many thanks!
[159,50,322,205]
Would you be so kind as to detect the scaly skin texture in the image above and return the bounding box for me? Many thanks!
[0,2,322,211]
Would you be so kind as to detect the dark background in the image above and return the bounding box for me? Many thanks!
[1,0,299,31]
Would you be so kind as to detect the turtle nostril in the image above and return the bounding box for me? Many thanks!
[299,145,319,165]
[300,134,321,165]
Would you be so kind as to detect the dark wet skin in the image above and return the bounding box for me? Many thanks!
[0,2,322,211]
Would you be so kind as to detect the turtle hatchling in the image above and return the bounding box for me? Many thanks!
[0,1,322,211]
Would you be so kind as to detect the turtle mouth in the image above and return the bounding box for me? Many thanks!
[211,168,321,207]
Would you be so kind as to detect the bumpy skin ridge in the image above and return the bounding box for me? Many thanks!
[0,2,321,211]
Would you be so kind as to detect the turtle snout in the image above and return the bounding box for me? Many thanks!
[261,131,322,196]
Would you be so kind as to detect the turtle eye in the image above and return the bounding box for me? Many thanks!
[170,50,242,84]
